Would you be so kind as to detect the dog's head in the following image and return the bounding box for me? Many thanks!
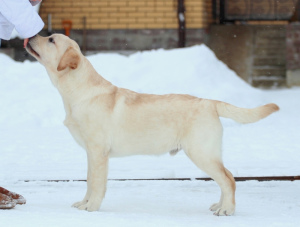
[25,34,81,74]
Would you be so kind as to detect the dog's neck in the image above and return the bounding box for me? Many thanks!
[48,57,115,108]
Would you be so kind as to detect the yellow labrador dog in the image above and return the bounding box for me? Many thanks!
[26,34,279,215]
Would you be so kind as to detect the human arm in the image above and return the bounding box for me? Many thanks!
[24,1,43,47]
[0,0,44,40]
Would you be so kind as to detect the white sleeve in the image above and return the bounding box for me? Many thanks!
[0,0,44,39]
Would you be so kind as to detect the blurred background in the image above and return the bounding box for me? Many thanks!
[1,0,300,88]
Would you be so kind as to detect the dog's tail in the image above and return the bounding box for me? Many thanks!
[215,101,279,124]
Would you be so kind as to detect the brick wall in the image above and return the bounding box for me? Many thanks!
[39,0,212,30]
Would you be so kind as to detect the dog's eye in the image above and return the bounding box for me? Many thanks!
[49,37,55,44]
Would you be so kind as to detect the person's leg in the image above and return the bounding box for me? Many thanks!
[0,187,26,205]
[0,39,26,207]
[0,192,16,209]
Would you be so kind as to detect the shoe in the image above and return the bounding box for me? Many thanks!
[0,187,26,205]
[0,193,16,209]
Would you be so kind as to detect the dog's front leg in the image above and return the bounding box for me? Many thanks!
[72,157,92,208]
[75,147,109,212]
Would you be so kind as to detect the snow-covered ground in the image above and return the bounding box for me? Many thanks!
[0,44,299,225]
[1,180,300,227]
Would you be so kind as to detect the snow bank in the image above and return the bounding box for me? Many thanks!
[89,45,263,106]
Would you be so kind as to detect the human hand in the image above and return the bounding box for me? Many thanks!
[24,38,29,48]
[29,0,42,6]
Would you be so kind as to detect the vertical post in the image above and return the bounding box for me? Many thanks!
[178,0,186,48]
[48,14,52,35]
[290,0,300,21]
[83,16,87,55]
[212,0,217,23]
[220,0,225,24]
[296,0,300,21]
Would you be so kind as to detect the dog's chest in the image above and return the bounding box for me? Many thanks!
[64,116,86,148]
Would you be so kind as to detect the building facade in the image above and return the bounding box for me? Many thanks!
[39,0,212,51]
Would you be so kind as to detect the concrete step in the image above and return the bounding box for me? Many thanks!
[251,73,286,87]
[254,42,286,49]
[253,57,285,67]
[255,29,286,38]
[253,48,286,56]
[252,67,286,77]
[252,79,286,87]
[255,37,286,44]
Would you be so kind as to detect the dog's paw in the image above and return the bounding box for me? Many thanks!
[72,200,88,208]
[209,202,222,212]
[77,201,100,212]
[213,205,235,216]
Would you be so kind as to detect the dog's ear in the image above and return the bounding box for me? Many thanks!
[57,47,80,71]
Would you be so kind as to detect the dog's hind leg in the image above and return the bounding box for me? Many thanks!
[184,117,236,216]
[209,191,223,212]
[74,146,109,212]
[209,168,235,213]
[186,149,236,216]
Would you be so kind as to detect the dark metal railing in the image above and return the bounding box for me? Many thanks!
[213,0,299,23]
